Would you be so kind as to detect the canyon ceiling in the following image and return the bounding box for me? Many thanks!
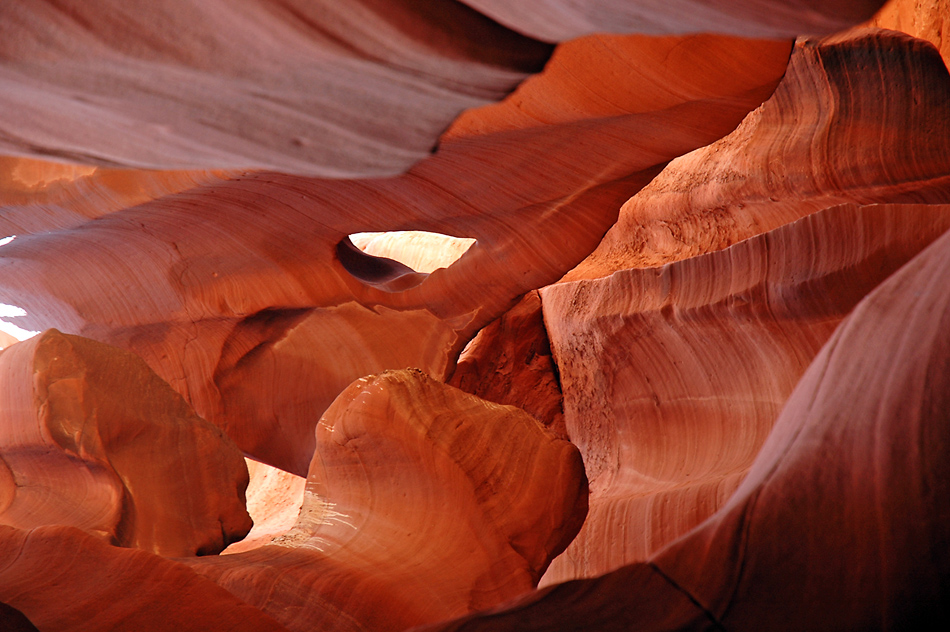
[1,1,949,630]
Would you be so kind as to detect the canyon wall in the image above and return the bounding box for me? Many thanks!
[3,1,949,630]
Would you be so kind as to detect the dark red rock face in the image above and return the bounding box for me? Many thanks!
[4,1,950,631]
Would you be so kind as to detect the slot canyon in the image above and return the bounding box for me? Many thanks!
[1,1,949,630]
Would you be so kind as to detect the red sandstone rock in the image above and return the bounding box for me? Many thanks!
[0,32,791,475]
[5,2,947,630]
[0,155,227,234]
[0,0,552,177]
[0,525,290,632]
[0,329,251,557]
[570,27,950,277]
[448,291,567,438]
[541,202,950,582]
[185,370,587,632]
[421,203,950,632]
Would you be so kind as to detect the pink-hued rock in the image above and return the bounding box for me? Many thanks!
[0,33,791,475]
[6,2,947,630]
[0,155,226,234]
[0,0,552,178]
[0,525,290,632]
[420,205,950,632]
[186,370,587,632]
[0,330,251,557]
[570,27,950,278]
[459,0,883,41]
[541,202,950,582]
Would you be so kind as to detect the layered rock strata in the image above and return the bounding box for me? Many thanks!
[185,369,587,632]
[0,32,793,476]
[423,198,950,632]
[542,202,950,582]
[571,27,950,277]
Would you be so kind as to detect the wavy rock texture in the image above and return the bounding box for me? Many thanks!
[184,370,587,632]
[0,32,792,476]
[459,0,883,41]
[0,1,876,177]
[422,203,950,632]
[7,1,950,631]
[0,0,552,177]
[0,330,251,557]
[541,202,950,582]
[0,155,226,233]
[570,27,950,277]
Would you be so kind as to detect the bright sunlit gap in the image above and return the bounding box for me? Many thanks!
[0,302,40,345]
[348,230,476,274]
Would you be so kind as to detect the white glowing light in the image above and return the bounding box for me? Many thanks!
[0,302,40,342]
[0,303,27,317]
[0,235,15,247]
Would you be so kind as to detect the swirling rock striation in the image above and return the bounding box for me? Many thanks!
[570,27,950,277]
[0,524,290,632]
[422,201,950,632]
[185,369,588,632]
[0,0,552,177]
[541,202,950,582]
[0,33,792,476]
[458,0,883,41]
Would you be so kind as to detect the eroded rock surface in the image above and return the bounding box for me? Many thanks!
[0,32,792,476]
[6,1,950,631]
[0,525,290,632]
[422,201,950,632]
[186,370,587,632]
[0,329,251,557]
[542,202,950,582]
[570,27,950,277]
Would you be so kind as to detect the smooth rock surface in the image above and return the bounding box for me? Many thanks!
[186,370,588,632]
[0,330,251,557]
[0,524,289,632]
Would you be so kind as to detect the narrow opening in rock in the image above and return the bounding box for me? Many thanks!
[338,231,476,292]
[0,303,40,346]
[349,231,476,273]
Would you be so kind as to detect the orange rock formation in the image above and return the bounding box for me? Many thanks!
[4,0,950,630]
[0,329,251,557]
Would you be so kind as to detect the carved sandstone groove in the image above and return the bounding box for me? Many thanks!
[570,27,950,278]
[0,0,552,177]
[540,202,950,583]
[0,524,289,632]
[185,370,588,632]
[421,204,950,632]
[0,33,792,475]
